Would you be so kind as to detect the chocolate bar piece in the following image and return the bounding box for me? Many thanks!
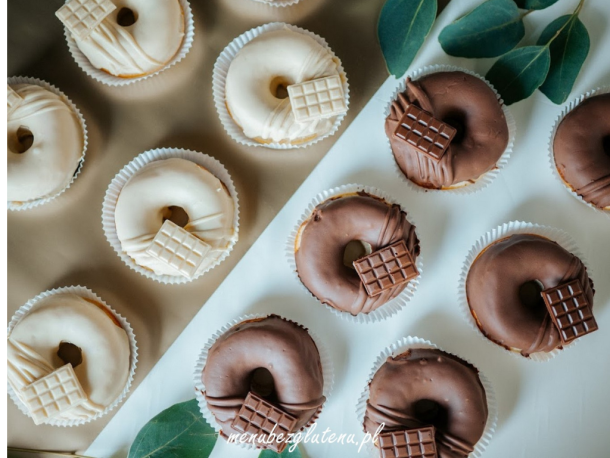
[542,279,598,344]
[394,104,456,161]
[21,364,87,425]
[288,75,347,123]
[145,220,211,279]
[353,240,419,297]
[7,85,23,117]
[378,426,437,458]
[231,391,297,453]
[56,0,116,41]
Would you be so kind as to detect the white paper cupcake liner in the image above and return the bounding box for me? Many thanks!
[193,313,334,449]
[7,76,88,211]
[548,86,610,217]
[286,184,424,324]
[385,65,516,194]
[7,285,138,427]
[251,0,301,7]
[458,221,595,362]
[213,22,350,149]
[102,148,240,284]
[63,0,194,86]
[355,336,497,458]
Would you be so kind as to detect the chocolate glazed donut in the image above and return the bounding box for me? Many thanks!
[364,348,488,458]
[386,71,509,189]
[295,193,420,316]
[466,235,594,356]
[202,316,325,438]
[554,93,610,209]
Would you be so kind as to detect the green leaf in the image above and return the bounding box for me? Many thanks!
[259,445,303,457]
[537,15,590,104]
[514,0,560,10]
[378,0,437,77]
[486,45,551,105]
[128,399,218,458]
[439,0,525,58]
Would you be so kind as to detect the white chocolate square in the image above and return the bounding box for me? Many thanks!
[146,220,211,279]
[7,85,23,116]
[21,364,87,425]
[287,75,347,123]
[56,0,116,41]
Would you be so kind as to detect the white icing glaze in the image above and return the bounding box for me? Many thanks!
[114,158,237,276]
[8,294,130,421]
[72,0,184,77]
[225,27,342,144]
[7,84,83,203]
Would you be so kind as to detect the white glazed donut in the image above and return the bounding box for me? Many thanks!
[7,293,131,422]
[72,0,185,78]
[7,83,83,203]
[225,27,343,144]
[114,158,237,276]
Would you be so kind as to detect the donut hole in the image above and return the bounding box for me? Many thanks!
[163,206,190,228]
[57,341,83,368]
[343,240,373,269]
[117,7,137,27]
[12,126,34,154]
[519,280,546,309]
[603,135,610,157]
[413,399,448,428]
[249,368,277,401]
[270,77,292,100]
[442,113,466,144]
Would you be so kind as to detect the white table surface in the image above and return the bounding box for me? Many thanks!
[86,0,610,456]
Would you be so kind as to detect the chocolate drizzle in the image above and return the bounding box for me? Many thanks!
[295,194,420,316]
[386,71,509,189]
[364,349,488,458]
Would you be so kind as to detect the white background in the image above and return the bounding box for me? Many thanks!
[87,0,610,456]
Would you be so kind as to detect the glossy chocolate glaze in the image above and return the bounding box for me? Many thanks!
[554,93,610,209]
[202,316,325,439]
[466,234,594,356]
[295,193,420,316]
[386,71,509,189]
[364,348,488,458]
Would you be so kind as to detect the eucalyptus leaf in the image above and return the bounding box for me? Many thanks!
[537,15,590,104]
[439,0,524,58]
[378,0,437,77]
[128,399,218,458]
[486,45,551,105]
[259,445,303,457]
[514,0,560,10]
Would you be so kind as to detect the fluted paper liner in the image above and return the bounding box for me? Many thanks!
[213,22,349,149]
[7,286,138,427]
[385,65,516,194]
[458,221,595,362]
[102,148,240,284]
[7,76,88,211]
[355,336,497,458]
[286,184,424,324]
[548,86,610,217]
[63,0,194,86]
[193,313,334,449]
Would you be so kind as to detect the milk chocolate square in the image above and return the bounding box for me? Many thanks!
[394,104,456,161]
[56,0,116,41]
[353,240,419,297]
[21,364,87,425]
[145,220,211,279]
[542,279,598,344]
[231,391,298,453]
[378,426,437,458]
[288,75,347,123]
